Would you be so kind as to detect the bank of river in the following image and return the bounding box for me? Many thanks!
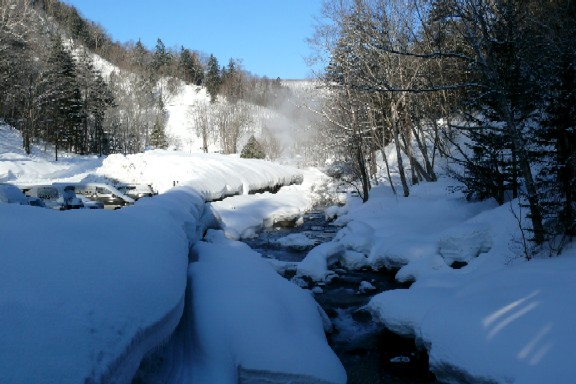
[244,209,437,384]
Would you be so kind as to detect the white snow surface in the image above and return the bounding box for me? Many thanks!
[295,174,576,384]
[189,230,346,383]
[210,167,328,240]
[0,124,344,383]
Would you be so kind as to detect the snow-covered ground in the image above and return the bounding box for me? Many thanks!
[0,123,346,383]
[2,77,575,383]
[292,170,576,383]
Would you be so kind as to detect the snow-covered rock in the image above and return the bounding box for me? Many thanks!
[275,233,316,251]
[437,223,492,266]
[296,242,345,282]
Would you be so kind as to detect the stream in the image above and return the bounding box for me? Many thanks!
[244,209,437,384]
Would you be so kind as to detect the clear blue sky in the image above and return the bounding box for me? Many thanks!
[61,0,324,79]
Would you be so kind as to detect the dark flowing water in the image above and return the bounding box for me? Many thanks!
[244,210,437,384]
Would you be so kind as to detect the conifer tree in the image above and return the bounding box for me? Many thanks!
[205,54,221,103]
[221,58,245,103]
[75,49,115,155]
[152,38,167,75]
[179,47,204,85]
[131,39,149,71]
[44,36,82,160]
[240,135,266,159]
[149,118,169,149]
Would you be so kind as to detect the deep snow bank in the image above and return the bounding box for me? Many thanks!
[210,168,329,239]
[295,175,576,384]
[96,151,302,198]
[0,143,342,383]
[189,230,347,384]
[0,187,207,383]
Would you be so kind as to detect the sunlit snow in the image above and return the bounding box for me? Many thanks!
[2,74,576,384]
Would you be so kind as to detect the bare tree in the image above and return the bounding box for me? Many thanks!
[213,101,253,154]
[0,0,31,46]
[188,101,213,153]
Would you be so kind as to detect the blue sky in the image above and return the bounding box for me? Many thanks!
[61,1,324,79]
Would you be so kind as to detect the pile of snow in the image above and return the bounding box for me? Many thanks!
[210,167,329,239]
[0,187,203,383]
[188,230,346,383]
[275,233,316,250]
[96,151,302,198]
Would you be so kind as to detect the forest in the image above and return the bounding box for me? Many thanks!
[310,0,575,252]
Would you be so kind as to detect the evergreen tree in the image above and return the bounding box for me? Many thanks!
[240,135,266,159]
[221,58,245,103]
[149,118,169,149]
[44,36,82,160]
[90,72,115,156]
[152,37,167,74]
[537,44,576,242]
[205,54,221,103]
[131,39,150,71]
[75,49,115,155]
[454,120,517,205]
[179,47,203,85]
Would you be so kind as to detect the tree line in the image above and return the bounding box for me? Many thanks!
[311,0,575,252]
[0,0,294,159]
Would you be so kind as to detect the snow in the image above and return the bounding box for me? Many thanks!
[1,81,575,383]
[274,233,316,249]
[189,231,346,383]
[0,196,191,383]
[294,172,576,383]
[0,121,345,383]
[209,166,329,239]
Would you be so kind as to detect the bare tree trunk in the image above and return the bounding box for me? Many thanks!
[391,101,409,197]
[503,112,545,244]
[355,143,370,202]
[380,145,397,195]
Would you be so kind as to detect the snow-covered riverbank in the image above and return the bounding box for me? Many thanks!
[2,121,576,383]
[291,177,576,384]
[0,124,345,383]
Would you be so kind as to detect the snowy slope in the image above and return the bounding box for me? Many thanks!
[163,83,212,152]
[189,232,346,383]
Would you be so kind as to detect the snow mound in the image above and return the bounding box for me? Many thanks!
[275,233,316,250]
[96,151,302,199]
[189,231,347,384]
[437,223,492,266]
[0,189,204,383]
[210,169,320,240]
[296,242,345,282]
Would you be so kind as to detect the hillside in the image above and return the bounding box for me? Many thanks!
[1,0,322,168]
